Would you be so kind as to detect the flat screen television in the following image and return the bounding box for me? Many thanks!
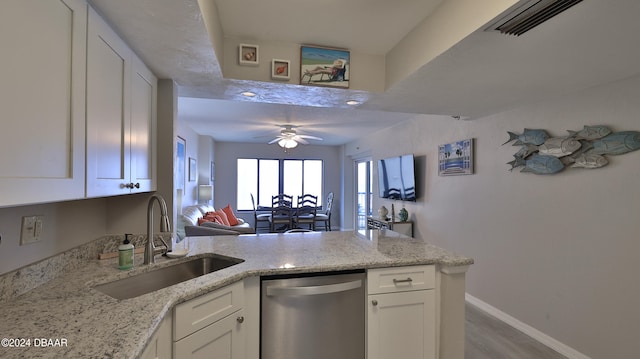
[378,154,416,201]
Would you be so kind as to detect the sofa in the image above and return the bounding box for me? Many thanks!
[177,204,255,239]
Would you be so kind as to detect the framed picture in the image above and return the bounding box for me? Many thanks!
[300,45,349,88]
[175,136,186,190]
[271,59,290,80]
[189,157,197,182]
[438,138,474,176]
[239,44,259,65]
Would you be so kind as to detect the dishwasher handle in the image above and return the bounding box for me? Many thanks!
[266,279,362,297]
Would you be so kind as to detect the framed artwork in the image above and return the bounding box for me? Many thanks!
[189,157,197,182]
[239,44,259,65]
[300,45,349,88]
[438,138,474,176]
[175,136,186,190]
[271,59,290,80]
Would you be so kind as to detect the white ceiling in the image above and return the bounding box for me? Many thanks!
[89,0,640,146]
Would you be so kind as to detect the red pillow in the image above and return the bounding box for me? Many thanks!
[215,209,230,226]
[198,212,225,225]
[222,204,239,226]
[198,215,213,225]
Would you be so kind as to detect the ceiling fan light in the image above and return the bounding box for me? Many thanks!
[278,138,298,148]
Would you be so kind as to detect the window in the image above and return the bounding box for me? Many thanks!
[237,158,323,210]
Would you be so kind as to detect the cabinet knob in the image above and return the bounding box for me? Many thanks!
[236,316,245,324]
[371,299,378,306]
[134,182,140,189]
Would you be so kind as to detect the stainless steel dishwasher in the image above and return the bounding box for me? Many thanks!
[261,271,365,359]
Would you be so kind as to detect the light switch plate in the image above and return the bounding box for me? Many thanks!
[20,215,44,245]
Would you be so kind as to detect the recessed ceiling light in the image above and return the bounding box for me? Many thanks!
[241,91,256,97]
[346,100,359,106]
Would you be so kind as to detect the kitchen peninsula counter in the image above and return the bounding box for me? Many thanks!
[0,230,473,358]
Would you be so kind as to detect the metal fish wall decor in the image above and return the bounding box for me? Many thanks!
[504,125,640,174]
[502,128,550,146]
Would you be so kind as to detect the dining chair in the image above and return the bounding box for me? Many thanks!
[315,192,333,231]
[269,194,293,232]
[294,194,318,230]
[250,193,271,232]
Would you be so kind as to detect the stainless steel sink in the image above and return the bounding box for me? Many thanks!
[94,254,244,300]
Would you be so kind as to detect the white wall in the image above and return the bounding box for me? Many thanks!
[213,142,342,227]
[0,198,107,274]
[222,38,386,93]
[177,121,202,208]
[345,74,640,359]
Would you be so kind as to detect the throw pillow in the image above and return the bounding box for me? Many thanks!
[216,209,230,226]
[199,212,224,225]
[198,215,213,225]
[222,204,239,226]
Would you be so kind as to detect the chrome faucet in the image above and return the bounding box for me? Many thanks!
[144,194,171,264]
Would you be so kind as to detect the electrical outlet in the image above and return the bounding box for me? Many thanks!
[20,215,44,245]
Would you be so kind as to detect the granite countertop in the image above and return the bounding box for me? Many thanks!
[0,229,473,359]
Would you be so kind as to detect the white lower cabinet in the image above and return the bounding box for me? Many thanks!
[174,308,246,358]
[367,265,436,359]
[140,267,439,359]
[141,314,173,359]
[173,281,246,359]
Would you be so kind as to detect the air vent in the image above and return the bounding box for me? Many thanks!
[485,0,584,36]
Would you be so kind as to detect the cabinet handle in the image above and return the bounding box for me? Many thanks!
[124,183,132,189]
[393,278,413,284]
[134,182,140,189]
[236,316,244,324]
[371,299,378,306]
[266,279,362,297]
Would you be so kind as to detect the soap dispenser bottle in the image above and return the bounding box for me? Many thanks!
[118,234,134,270]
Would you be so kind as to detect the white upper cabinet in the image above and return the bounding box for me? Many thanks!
[0,0,87,207]
[86,6,156,197]
[130,55,157,193]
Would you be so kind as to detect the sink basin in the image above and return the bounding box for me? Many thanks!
[94,254,244,300]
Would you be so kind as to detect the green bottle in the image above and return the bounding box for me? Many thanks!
[118,234,134,270]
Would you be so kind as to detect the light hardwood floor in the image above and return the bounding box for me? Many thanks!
[465,303,567,359]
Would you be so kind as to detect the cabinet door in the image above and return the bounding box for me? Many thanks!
[0,0,87,206]
[174,309,246,359]
[174,281,244,341]
[130,54,157,193]
[141,314,172,359]
[368,290,436,359]
[86,6,131,197]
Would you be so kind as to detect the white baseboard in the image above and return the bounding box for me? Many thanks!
[465,294,591,359]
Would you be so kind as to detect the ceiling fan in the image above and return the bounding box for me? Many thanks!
[268,125,323,149]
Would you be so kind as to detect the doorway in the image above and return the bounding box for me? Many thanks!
[356,159,373,230]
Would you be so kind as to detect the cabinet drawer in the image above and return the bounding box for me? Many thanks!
[174,308,246,359]
[367,265,435,294]
[174,281,244,341]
